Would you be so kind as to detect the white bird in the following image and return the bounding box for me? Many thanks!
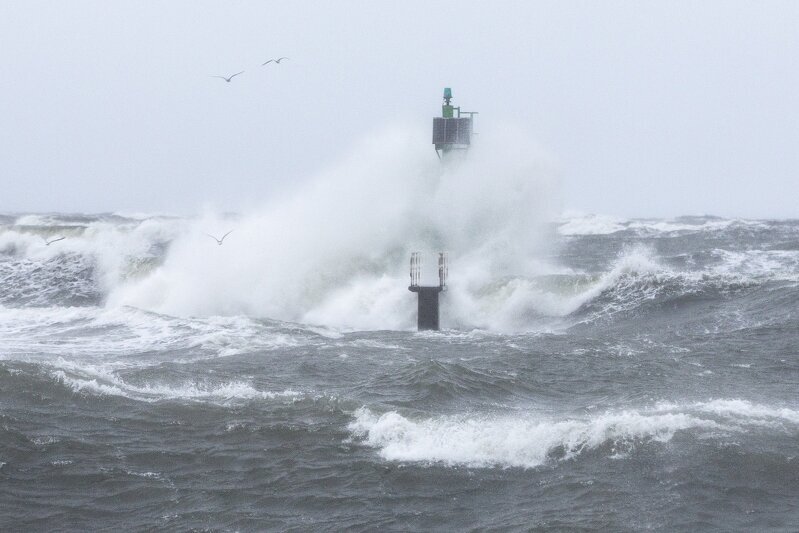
[43,236,65,246]
[211,71,244,82]
[205,231,234,245]
[262,57,289,66]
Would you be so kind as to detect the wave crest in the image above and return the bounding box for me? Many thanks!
[349,400,799,468]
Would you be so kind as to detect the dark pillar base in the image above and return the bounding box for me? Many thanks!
[409,286,443,331]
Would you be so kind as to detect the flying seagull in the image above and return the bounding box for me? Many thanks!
[262,57,289,66]
[211,71,244,82]
[205,230,234,245]
[43,236,65,246]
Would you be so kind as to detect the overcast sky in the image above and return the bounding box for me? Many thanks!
[1,1,797,218]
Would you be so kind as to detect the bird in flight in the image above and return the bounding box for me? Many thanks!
[43,236,65,246]
[262,57,289,66]
[211,71,244,82]
[205,231,234,245]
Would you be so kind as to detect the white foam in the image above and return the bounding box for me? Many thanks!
[102,124,561,331]
[509,245,668,325]
[1,131,790,335]
[0,306,301,362]
[628,219,736,234]
[540,244,799,326]
[126,471,163,479]
[349,399,799,468]
[557,213,627,235]
[13,214,61,226]
[53,368,300,403]
[3,219,789,336]
[556,214,768,237]
[694,399,799,425]
[706,249,799,283]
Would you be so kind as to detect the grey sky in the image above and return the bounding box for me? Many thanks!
[1,1,797,218]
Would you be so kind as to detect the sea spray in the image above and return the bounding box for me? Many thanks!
[108,124,562,329]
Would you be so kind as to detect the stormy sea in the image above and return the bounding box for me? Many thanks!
[1,210,796,531]
[1,140,798,530]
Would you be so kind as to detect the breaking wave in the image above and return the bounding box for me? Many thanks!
[24,356,303,404]
[0,306,305,360]
[557,212,774,236]
[54,369,301,404]
[348,399,799,468]
[1,126,797,332]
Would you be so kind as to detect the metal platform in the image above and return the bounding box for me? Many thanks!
[408,252,448,331]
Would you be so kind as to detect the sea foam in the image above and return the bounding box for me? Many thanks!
[105,124,561,331]
[349,399,799,468]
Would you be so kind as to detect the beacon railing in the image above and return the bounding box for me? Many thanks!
[409,252,447,289]
[438,251,448,288]
[410,252,421,287]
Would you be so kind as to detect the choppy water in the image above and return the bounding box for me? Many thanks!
[1,211,798,531]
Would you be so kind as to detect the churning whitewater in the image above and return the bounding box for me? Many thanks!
[1,129,798,530]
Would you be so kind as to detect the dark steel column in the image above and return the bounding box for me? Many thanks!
[410,286,443,330]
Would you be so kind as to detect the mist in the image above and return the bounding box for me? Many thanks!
[103,124,562,331]
[1,1,797,218]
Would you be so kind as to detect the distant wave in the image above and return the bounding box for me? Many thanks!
[54,368,301,404]
[557,212,779,236]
